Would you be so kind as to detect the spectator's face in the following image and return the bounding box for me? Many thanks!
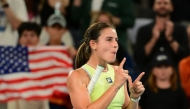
[19,30,39,46]
[153,0,173,17]
[96,14,111,24]
[152,65,173,81]
[46,24,65,41]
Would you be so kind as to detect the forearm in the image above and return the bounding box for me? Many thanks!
[87,84,120,109]
[144,38,157,56]
[4,5,22,30]
[126,99,139,109]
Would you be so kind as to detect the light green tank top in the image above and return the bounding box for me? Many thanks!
[82,64,125,109]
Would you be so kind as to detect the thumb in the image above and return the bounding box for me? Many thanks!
[127,76,132,89]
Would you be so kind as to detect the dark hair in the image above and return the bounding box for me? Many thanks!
[18,22,42,38]
[75,22,115,69]
[147,65,177,93]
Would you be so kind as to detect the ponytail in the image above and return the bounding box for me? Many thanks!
[75,42,91,69]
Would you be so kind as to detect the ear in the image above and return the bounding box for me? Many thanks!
[89,40,97,50]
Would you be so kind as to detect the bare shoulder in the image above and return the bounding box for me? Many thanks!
[67,68,90,87]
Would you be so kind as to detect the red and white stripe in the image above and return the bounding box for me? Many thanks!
[0,46,73,102]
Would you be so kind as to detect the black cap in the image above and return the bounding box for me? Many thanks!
[151,53,173,67]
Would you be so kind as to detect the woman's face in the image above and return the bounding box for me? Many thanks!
[93,28,118,63]
[152,65,173,81]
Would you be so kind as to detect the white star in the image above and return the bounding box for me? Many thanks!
[17,67,21,71]
[14,56,18,60]
[14,51,17,54]
[5,51,9,55]
[4,66,8,70]
[9,53,13,58]
[18,59,22,63]
[14,62,18,66]
[1,54,5,58]
[18,53,22,57]
[23,62,27,66]
[5,57,9,61]
[9,69,13,72]
[10,59,14,64]
[1,70,4,74]
[25,68,28,71]
[1,47,5,52]
[9,47,13,52]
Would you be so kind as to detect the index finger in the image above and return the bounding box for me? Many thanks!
[118,58,126,70]
[134,72,145,83]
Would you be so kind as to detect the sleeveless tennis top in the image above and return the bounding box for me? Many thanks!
[82,64,125,109]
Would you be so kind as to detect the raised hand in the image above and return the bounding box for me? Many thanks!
[128,72,145,99]
[114,58,129,88]
[165,21,174,41]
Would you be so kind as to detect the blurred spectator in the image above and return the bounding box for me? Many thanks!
[134,0,189,83]
[24,0,42,24]
[187,25,190,49]
[8,22,49,109]
[70,0,135,52]
[41,12,74,109]
[18,22,41,46]
[40,11,77,59]
[179,56,190,105]
[0,0,28,46]
[40,0,69,27]
[139,53,189,109]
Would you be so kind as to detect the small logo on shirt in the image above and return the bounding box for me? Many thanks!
[106,77,113,83]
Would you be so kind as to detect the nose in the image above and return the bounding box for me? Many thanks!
[113,40,118,48]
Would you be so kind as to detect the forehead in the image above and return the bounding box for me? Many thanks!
[99,28,117,38]
[154,0,171,3]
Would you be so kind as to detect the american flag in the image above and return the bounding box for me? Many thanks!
[0,46,73,102]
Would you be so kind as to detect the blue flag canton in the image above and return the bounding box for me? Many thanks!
[0,46,30,75]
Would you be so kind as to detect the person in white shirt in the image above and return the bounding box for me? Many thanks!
[0,0,28,46]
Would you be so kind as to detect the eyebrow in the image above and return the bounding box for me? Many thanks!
[105,36,118,39]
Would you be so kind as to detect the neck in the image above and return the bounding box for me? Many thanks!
[87,53,107,71]
[155,15,170,22]
[49,40,62,45]
[156,79,171,89]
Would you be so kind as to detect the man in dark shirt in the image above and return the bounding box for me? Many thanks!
[134,0,189,83]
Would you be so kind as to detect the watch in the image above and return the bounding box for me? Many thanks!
[130,96,141,103]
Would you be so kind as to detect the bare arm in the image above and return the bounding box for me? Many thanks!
[144,37,158,56]
[1,1,23,30]
[67,58,129,109]
[67,69,122,109]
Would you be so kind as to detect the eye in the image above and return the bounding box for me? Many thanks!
[106,38,112,41]
[115,38,118,42]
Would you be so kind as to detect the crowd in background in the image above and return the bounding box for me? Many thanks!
[0,0,190,109]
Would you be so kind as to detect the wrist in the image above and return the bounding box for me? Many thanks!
[112,83,120,92]
[130,96,141,103]
[168,38,175,44]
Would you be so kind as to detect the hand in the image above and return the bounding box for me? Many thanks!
[152,24,161,40]
[165,21,174,41]
[128,72,145,99]
[114,58,129,87]
[0,0,7,4]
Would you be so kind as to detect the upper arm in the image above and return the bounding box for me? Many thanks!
[10,0,28,21]
[67,70,91,109]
